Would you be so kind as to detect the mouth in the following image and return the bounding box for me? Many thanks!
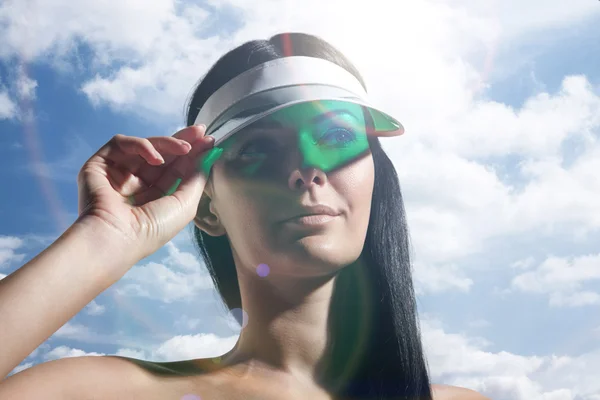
[279,205,342,226]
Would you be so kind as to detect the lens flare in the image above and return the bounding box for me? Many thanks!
[18,63,70,232]
[180,394,202,400]
[256,263,270,277]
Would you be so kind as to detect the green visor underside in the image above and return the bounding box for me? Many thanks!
[212,100,396,175]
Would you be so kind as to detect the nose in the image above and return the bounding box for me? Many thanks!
[287,166,327,190]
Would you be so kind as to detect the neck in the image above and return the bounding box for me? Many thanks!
[221,264,337,385]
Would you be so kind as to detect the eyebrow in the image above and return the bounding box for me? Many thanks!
[311,109,360,125]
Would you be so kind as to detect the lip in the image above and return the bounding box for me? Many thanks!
[279,205,342,225]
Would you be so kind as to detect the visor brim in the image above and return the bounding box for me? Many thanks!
[201,85,404,146]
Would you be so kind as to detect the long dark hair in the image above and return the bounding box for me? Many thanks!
[185,33,432,400]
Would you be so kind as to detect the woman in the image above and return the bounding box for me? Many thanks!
[0,33,488,399]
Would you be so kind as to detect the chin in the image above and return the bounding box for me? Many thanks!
[287,237,362,275]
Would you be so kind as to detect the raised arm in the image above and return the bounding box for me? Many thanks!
[0,125,217,382]
[0,220,130,379]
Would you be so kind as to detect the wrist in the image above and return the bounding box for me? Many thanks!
[65,216,141,284]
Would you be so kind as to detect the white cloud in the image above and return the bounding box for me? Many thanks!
[112,240,213,303]
[150,333,237,361]
[43,346,104,361]
[174,315,202,331]
[53,322,94,341]
[116,259,213,303]
[37,334,236,364]
[0,0,176,62]
[421,317,600,399]
[2,0,593,125]
[0,90,16,120]
[114,348,146,359]
[510,140,600,236]
[447,0,600,39]
[0,236,25,249]
[85,300,106,316]
[113,333,238,361]
[0,65,37,120]
[396,75,600,270]
[0,235,26,269]
[15,66,37,100]
[9,362,34,375]
[414,262,474,294]
[49,322,143,349]
[512,257,536,270]
[10,333,236,376]
[511,253,600,307]
[163,241,202,272]
[423,318,543,381]
[422,76,600,159]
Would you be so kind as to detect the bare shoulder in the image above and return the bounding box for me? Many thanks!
[0,355,189,400]
[431,384,491,400]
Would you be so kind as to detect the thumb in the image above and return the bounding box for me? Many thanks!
[157,146,224,221]
[176,146,224,207]
[138,146,223,240]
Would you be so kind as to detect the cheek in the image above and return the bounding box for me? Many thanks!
[332,155,375,215]
[211,166,274,241]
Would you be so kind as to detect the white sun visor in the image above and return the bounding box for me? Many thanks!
[194,56,404,145]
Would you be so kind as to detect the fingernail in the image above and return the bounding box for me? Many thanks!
[198,146,223,175]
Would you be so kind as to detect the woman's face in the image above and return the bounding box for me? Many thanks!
[198,101,375,277]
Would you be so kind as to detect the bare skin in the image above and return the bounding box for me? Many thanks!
[0,106,489,399]
[1,353,489,399]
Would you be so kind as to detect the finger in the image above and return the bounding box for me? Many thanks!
[130,137,216,205]
[172,124,207,143]
[108,134,165,166]
[150,137,215,196]
[135,151,216,227]
[159,125,206,165]
[107,135,192,185]
[106,162,152,197]
[132,125,207,185]
[144,136,193,169]
[96,127,206,175]
[89,136,144,177]
[148,136,191,156]
[135,135,214,191]
[169,145,223,207]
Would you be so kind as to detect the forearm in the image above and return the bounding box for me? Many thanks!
[0,221,130,379]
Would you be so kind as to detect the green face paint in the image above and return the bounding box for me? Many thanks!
[219,100,370,177]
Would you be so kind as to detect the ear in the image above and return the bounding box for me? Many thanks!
[193,192,226,237]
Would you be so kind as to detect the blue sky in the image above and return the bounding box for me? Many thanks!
[1,1,600,399]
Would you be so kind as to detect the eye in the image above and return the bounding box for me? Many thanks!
[317,127,357,147]
[237,137,278,159]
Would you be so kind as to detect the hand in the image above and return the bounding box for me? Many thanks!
[75,125,221,269]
